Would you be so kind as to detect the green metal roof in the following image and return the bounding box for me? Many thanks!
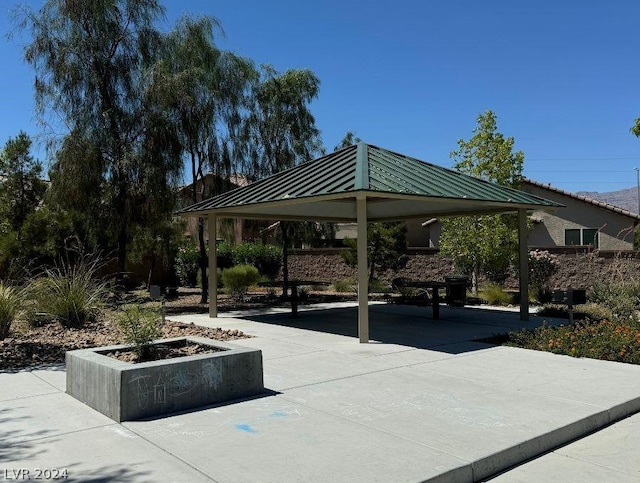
[177,143,561,221]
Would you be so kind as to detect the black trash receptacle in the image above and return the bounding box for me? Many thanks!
[445,276,469,307]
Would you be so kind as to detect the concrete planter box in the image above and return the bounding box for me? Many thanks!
[66,337,264,422]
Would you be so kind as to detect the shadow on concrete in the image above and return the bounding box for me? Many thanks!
[237,303,556,354]
[63,463,153,482]
[0,407,50,463]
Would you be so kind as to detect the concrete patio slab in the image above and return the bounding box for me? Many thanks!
[1,391,113,444]
[124,394,471,483]
[228,336,324,360]
[0,370,60,401]
[239,322,327,339]
[281,363,611,480]
[261,348,396,390]
[271,331,416,356]
[368,341,503,367]
[414,346,640,421]
[3,302,639,482]
[2,424,215,482]
[29,365,67,392]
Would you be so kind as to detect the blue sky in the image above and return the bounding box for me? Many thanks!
[2,0,640,193]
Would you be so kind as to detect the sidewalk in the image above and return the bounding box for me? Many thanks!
[2,303,639,482]
[491,412,640,481]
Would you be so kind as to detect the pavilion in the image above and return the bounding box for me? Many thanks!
[177,143,561,343]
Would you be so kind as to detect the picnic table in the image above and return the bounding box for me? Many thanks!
[393,279,448,320]
[258,280,330,317]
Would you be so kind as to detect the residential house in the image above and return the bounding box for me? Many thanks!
[177,173,264,244]
[520,178,639,251]
[337,179,640,251]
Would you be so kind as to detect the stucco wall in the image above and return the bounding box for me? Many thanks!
[522,184,636,251]
[405,219,429,247]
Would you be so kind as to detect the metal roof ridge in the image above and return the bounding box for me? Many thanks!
[354,142,369,190]
[366,145,561,207]
[176,143,567,216]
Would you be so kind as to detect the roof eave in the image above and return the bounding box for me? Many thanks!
[522,178,640,221]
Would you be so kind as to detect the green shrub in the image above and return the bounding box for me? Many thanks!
[537,303,612,322]
[231,243,281,280]
[537,304,570,319]
[175,241,200,287]
[221,265,260,300]
[0,283,24,340]
[369,278,390,294]
[216,242,234,270]
[0,235,22,280]
[217,268,223,289]
[479,283,511,306]
[589,282,640,322]
[31,255,108,327]
[580,303,615,322]
[331,278,356,293]
[215,242,281,278]
[116,304,163,360]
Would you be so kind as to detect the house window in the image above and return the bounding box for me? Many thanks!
[565,229,581,246]
[582,228,599,247]
[565,228,599,248]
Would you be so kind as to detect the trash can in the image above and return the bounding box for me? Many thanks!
[445,275,469,307]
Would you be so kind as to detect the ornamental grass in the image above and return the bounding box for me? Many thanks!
[0,283,24,340]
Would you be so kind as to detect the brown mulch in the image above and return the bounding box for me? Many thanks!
[0,288,254,372]
[0,287,359,371]
[103,339,226,363]
[0,317,248,371]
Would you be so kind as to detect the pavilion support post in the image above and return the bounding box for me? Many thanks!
[208,214,218,318]
[518,209,529,321]
[356,195,369,343]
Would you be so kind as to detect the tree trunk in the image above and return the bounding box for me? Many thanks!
[148,255,156,288]
[115,169,128,283]
[471,263,479,295]
[117,224,127,288]
[198,217,208,304]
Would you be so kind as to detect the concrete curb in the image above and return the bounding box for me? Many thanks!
[465,396,640,481]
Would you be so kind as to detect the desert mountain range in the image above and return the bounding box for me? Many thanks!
[576,186,639,214]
